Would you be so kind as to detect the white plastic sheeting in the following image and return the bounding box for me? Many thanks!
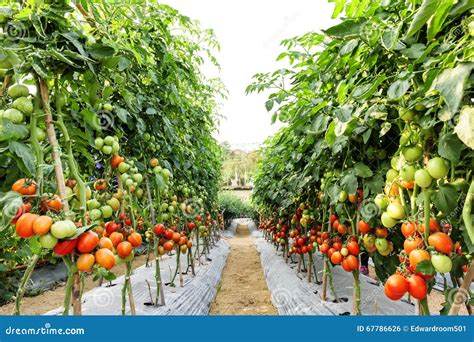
[256,238,416,315]
[46,239,229,315]
[223,218,262,238]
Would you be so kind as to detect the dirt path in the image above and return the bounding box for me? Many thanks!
[210,224,277,315]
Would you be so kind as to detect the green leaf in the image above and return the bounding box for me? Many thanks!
[80,109,101,131]
[325,121,336,146]
[8,141,35,176]
[0,120,29,142]
[448,0,474,17]
[117,56,130,71]
[427,0,454,41]
[354,162,373,178]
[340,173,358,194]
[432,63,474,115]
[438,132,464,162]
[88,43,115,59]
[381,24,401,51]
[415,260,436,276]
[115,107,129,123]
[432,184,458,214]
[406,0,438,38]
[324,18,368,38]
[387,79,411,100]
[454,106,474,150]
[265,99,274,112]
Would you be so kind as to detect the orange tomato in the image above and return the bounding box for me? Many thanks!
[77,231,100,253]
[357,220,371,234]
[111,154,125,168]
[32,215,53,235]
[418,218,440,234]
[116,241,133,258]
[428,232,453,254]
[12,179,37,196]
[99,237,114,251]
[16,213,39,238]
[77,253,95,272]
[375,227,388,238]
[404,236,423,255]
[95,248,115,270]
[401,221,417,238]
[41,194,62,212]
[330,251,343,265]
[109,232,124,247]
[409,249,431,270]
[127,232,142,247]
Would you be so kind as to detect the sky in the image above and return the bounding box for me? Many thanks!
[160,0,336,150]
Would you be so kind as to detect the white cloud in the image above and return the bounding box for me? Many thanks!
[160,0,335,150]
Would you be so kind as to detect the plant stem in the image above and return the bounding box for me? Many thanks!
[13,254,39,315]
[352,269,361,315]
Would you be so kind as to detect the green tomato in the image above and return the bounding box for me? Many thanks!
[87,199,101,210]
[414,103,426,111]
[8,84,29,98]
[65,187,75,201]
[400,164,416,181]
[143,133,151,141]
[431,254,452,273]
[427,157,449,179]
[101,205,113,219]
[168,205,175,213]
[112,141,120,153]
[338,191,348,202]
[12,97,33,115]
[402,145,423,162]
[132,173,143,184]
[386,169,399,182]
[387,202,405,220]
[39,233,58,249]
[50,220,76,239]
[162,213,170,221]
[153,166,162,174]
[375,238,388,252]
[104,135,115,146]
[399,131,410,147]
[89,208,102,221]
[161,168,172,179]
[399,108,415,122]
[381,212,397,228]
[390,155,400,170]
[118,162,130,173]
[121,173,130,182]
[102,145,113,155]
[136,188,144,198]
[107,197,121,211]
[103,103,114,112]
[125,178,134,187]
[414,169,432,188]
[374,194,389,210]
[94,137,104,149]
[3,108,24,123]
[35,127,46,142]
[363,234,376,248]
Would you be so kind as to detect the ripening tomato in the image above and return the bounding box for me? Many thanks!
[164,229,174,240]
[327,248,335,258]
[404,236,423,255]
[77,231,99,253]
[16,213,39,238]
[409,249,431,270]
[95,248,115,270]
[109,232,124,247]
[77,253,95,272]
[337,224,348,235]
[172,232,181,243]
[331,251,343,265]
[127,232,142,247]
[374,227,388,238]
[32,215,53,236]
[111,154,125,168]
[94,179,108,191]
[341,258,352,272]
[330,214,338,225]
[332,242,342,251]
[163,240,174,252]
[345,254,359,271]
[178,236,188,246]
[333,219,340,230]
[117,241,133,258]
[385,274,408,299]
[40,195,62,212]
[99,237,114,251]
[187,222,196,230]
[384,283,404,301]
[418,218,440,234]
[347,241,360,256]
[428,232,453,254]
[406,275,427,300]
[401,222,417,238]
[53,239,78,256]
[12,178,37,196]
[320,243,330,254]
[357,220,371,234]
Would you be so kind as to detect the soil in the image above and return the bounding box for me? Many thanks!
[209,224,277,315]
[0,254,150,315]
